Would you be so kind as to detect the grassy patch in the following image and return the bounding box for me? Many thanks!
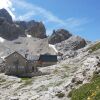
[21,77,31,81]
[0,78,6,85]
[23,79,32,86]
[53,69,59,74]
[17,78,33,90]
[69,74,100,100]
[0,78,6,83]
[19,77,32,85]
[87,42,100,53]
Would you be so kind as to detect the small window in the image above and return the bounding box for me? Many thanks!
[14,54,17,57]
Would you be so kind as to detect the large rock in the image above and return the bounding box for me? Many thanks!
[15,20,47,39]
[56,36,87,52]
[0,8,12,23]
[49,29,72,44]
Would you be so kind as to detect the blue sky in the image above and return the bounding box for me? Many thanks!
[0,0,100,41]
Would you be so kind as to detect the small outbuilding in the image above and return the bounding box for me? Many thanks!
[38,54,57,67]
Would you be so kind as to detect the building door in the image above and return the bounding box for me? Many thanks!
[13,59,19,75]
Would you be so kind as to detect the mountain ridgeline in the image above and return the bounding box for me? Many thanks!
[0,8,46,40]
[0,8,87,49]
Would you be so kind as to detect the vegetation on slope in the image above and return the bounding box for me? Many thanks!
[88,42,100,53]
[69,74,100,100]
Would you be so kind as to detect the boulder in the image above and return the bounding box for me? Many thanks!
[49,29,72,44]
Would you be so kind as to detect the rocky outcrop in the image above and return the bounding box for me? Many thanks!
[0,9,46,40]
[26,21,47,39]
[15,21,27,31]
[0,8,12,24]
[0,19,25,40]
[66,56,100,91]
[0,9,26,40]
[49,29,72,44]
[56,36,87,52]
[15,20,47,39]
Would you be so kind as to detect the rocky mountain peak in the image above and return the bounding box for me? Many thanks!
[49,29,72,44]
[0,9,47,40]
[0,8,13,24]
[26,21,47,39]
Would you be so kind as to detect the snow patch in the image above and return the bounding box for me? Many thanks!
[27,34,32,38]
[1,56,6,60]
[49,44,58,53]
[0,37,5,43]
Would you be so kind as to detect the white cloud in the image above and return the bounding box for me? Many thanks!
[12,0,88,29]
[12,0,64,24]
[18,11,36,21]
[0,0,16,20]
[0,0,89,33]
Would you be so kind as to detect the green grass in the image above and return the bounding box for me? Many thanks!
[17,78,33,90]
[20,77,32,85]
[88,42,100,53]
[21,77,31,81]
[0,78,6,83]
[69,74,100,100]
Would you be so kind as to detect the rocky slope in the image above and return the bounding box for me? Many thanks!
[0,8,99,100]
[0,37,57,59]
[0,39,100,100]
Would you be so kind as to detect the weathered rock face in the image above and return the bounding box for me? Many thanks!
[56,36,87,52]
[49,29,72,44]
[0,8,12,24]
[26,21,46,39]
[0,19,25,40]
[15,21,27,31]
[15,20,47,39]
[0,9,26,40]
[0,9,46,40]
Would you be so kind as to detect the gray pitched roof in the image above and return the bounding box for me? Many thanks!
[2,49,39,61]
[39,54,57,62]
